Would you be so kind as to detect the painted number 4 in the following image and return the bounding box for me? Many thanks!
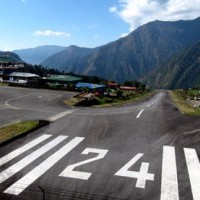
[114,153,155,188]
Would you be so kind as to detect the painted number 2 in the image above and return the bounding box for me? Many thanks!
[114,153,154,188]
[59,148,108,180]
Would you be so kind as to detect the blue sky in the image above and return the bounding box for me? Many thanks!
[0,0,200,51]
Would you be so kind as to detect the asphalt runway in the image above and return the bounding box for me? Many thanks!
[0,87,200,200]
[0,86,77,126]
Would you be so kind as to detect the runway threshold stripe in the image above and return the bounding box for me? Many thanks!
[0,134,51,167]
[184,148,200,200]
[0,135,67,183]
[136,109,144,118]
[161,146,179,200]
[4,137,84,195]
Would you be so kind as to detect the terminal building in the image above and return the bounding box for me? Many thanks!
[3,72,39,86]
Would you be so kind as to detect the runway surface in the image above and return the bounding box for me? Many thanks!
[0,86,200,200]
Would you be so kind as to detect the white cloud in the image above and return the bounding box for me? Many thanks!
[109,6,118,13]
[33,30,71,37]
[121,32,129,38]
[110,0,200,33]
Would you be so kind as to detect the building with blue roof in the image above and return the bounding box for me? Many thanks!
[76,82,105,91]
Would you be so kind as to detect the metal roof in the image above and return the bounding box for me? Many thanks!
[120,86,137,90]
[8,72,39,78]
[47,75,83,82]
[76,82,105,89]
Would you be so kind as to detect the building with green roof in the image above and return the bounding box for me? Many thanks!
[45,74,83,89]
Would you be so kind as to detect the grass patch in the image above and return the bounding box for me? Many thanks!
[0,120,40,144]
[93,91,156,108]
[65,91,156,107]
[168,90,200,115]
[64,97,83,106]
[0,82,8,86]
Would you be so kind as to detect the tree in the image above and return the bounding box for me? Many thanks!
[116,89,123,97]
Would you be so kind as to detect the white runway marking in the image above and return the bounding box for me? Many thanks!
[48,110,76,122]
[136,109,144,118]
[0,134,51,167]
[59,148,108,180]
[47,94,61,101]
[0,135,67,183]
[161,146,179,200]
[4,94,31,109]
[148,97,160,107]
[135,162,154,188]
[114,153,154,188]
[184,148,200,200]
[4,137,84,195]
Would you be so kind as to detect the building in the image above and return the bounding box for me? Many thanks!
[107,82,119,89]
[4,72,39,86]
[0,55,24,69]
[45,74,83,89]
[119,86,137,91]
[76,82,106,92]
[0,55,24,82]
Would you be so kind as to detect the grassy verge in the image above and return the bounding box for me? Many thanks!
[0,82,8,86]
[64,97,83,106]
[93,91,156,108]
[168,90,200,115]
[0,120,40,144]
[65,91,156,108]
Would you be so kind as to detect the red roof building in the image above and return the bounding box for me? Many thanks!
[120,86,137,91]
[107,82,119,88]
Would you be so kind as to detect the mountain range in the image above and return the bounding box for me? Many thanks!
[13,45,67,65]
[8,17,200,88]
[145,41,200,89]
[41,45,99,71]
[42,17,200,84]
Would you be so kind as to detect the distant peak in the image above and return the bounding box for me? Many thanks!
[68,45,78,48]
[68,45,79,49]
